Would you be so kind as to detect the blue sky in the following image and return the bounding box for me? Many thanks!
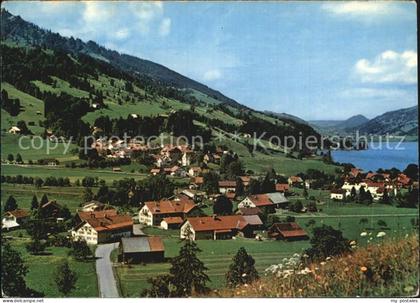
[3,1,418,120]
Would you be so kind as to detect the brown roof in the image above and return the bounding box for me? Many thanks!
[226,192,236,199]
[239,176,251,185]
[275,183,289,192]
[186,215,258,232]
[219,180,237,188]
[331,189,346,194]
[269,222,307,238]
[289,176,303,183]
[78,209,118,221]
[78,212,132,232]
[237,207,262,216]
[145,199,196,215]
[148,236,165,252]
[41,200,62,210]
[6,209,30,219]
[162,217,184,224]
[192,177,204,184]
[247,194,273,207]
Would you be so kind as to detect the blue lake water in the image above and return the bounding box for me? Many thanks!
[331,142,419,172]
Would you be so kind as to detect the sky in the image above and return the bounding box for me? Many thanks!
[3,1,418,120]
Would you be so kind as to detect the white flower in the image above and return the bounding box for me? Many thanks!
[360,232,367,237]
[377,231,386,238]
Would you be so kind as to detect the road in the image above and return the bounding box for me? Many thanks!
[95,242,120,298]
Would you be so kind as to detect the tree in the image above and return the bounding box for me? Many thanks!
[83,187,94,202]
[261,173,275,193]
[55,261,77,296]
[213,195,233,215]
[247,178,261,195]
[168,233,209,296]
[350,187,357,200]
[201,171,220,195]
[226,247,259,288]
[303,186,309,199]
[307,201,317,212]
[70,239,92,261]
[26,238,47,255]
[289,201,303,213]
[34,177,44,188]
[305,225,351,261]
[40,194,49,207]
[4,195,18,212]
[15,153,23,163]
[1,242,29,296]
[403,163,418,180]
[226,160,244,179]
[141,274,172,297]
[30,195,39,210]
[7,153,14,162]
[235,177,245,197]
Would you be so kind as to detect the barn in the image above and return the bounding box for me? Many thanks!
[119,236,164,264]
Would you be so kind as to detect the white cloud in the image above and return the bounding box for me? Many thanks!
[83,2,115,24]
[203,69,222,81]
[354,50,417,84]
[322,1,398,16]
[115,28,130,40]
[159,18,171,37]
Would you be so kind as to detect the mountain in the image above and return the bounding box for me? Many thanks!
[1,9,323,159]
[349,106,418,136]
[264,111,308,125]
[310,114,369,131]
[0,9,243,109]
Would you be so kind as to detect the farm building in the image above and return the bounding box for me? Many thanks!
[236,207,262,216]
[268,222,308,241]
[330,189,346,200]
[218,180,237,194]
[180,215,263,240]
[2,209,30,230]
[275,183,289,193]
[119,236,165,264]
[238,192,289,212]
[139,197,196,226]
[160,217,184,229]
[72,210,133,244]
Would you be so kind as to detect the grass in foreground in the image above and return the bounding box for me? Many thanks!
[215,234,419,297]
[7,238,98,297]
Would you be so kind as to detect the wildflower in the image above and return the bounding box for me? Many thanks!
[376,231,386,238]
[360,232,367,237]
[360,266,368,272]
[349,240,357,246]
[242,273,247,277]
[320,261,326,266]
[325,256,332,261]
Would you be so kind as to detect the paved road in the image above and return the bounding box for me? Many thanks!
[95,242,120,298]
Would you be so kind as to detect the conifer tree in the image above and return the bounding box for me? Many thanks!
[226,247,259,288]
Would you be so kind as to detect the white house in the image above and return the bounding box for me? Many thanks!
[330,189,346,200]
[2,209,29,230]
[139,199,196,226]
[8,126,21,135]
[181,151,193,167]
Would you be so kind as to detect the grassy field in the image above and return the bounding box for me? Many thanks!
[1,183,87,213]
[6,237,98,297]
[115,237,310,297]
[1,82,44,135]
[1,133,79,162]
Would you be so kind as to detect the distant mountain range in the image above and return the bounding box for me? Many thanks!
[349,105,418,136]
[310,115,369,132]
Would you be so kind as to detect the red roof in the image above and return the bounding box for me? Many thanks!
[148,236,165,251]
[268,222,307,239]
[275,183,289,192]
[237,207,262,216]
[145,199,196,215]
[186,215,261,232]
[162,217,184,224]
[76,210,132,232]
[247,194,273,207]
[5,209,29,219]
[365,181,384,188]
[219,180,236,188]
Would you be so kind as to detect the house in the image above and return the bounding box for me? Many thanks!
[396,174,412,188]
[81,201,107,212]
[180,215,263,240]
[238,193,289,211]
[138,199,196,226]
[40,200,65,220]
[72,210,133,244]
[180,189,205,201]
[181,151,193,167]
[160,217,184,229]
[119,236,164,264]
[190,176,204,189]
[349,168,363,178]
[239,176,251,187]
[163,165,182,176]
[275,183,289,193]
[8,126,21,135]
[288,176,303,187]
[188,166,202,177]
[236,207,262,216]
[150,168,162,175]
[268,222,308,241]
[363,181,387,200]
[2,209,30,230]
[330,189,346,200]
[218,180,236,194]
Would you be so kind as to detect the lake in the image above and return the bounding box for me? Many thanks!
[331,141,419,172]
